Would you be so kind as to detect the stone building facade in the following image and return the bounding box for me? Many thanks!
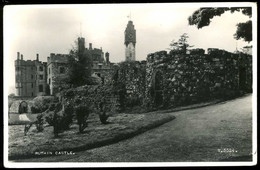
[15,37,114,97]
[15,52,47,97]
[47,53,71,95]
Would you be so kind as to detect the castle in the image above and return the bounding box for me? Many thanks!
[14,19,252,109]
[15,20,137,97]
[15,37,113,97]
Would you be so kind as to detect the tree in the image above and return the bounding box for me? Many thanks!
[188,7,252,42]
[169,33,194,53]
[66,39,93,87]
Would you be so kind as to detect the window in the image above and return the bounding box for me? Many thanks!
[49,78,51,85]
[49,68,51,74]
[31,66,34,70]
[39,66,43,71]
[16,67,19,71]
[39,75,43,80]
[31,75,34,79]
[31,83,33,88]
[59,67,65,74]
[36,75,37,80]
[39,85,43,92]
[32,92,34,96]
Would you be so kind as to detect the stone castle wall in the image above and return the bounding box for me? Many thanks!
[47,54,71,95]
[144,48,252,108]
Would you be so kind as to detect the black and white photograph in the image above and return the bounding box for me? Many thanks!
[4,2,257,167]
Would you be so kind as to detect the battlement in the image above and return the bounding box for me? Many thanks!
[47,53,70,65]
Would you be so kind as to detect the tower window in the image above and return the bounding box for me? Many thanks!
[49,78,51,85]
[39,75,43,80]
[49,68,51,74]
[59,67,65,74]
[31,83,33,88]
[39,66,43,71]
[39,85,43,92]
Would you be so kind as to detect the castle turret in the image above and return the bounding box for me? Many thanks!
[36,53,39,61]
[78,37,85,55]
[89,43,92,50]
[105,52,110,64]
[17,52,20,60]
[21,54,23,60]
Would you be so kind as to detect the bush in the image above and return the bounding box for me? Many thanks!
[35,114,44,132]
[62,105,74,130]
[44,102,64,137]
[75,104,90,133]
[32,96,56,113]
[98,99,109,124]
[31,106,41,114]
[45,111,55,126]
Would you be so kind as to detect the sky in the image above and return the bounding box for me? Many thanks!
[4,3,255,94]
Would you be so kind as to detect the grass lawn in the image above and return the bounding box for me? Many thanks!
[8,112,175,160]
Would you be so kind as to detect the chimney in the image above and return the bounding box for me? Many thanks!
[105,52,110,63]
[17,52,20,60]
[36,53,39,61]
[21,54,23,60]
[89,43,92,50]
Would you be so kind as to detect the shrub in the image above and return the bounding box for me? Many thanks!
[31,106,41,114]
[32,96,55,113]
[35,114,44,132]
[44,102,64,137]
[98,99,109,124]
[62,105,74,130]
[99,112,109,124]
[75,104,90,133]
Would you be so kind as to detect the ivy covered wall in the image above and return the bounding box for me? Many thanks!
[145,48,252,109]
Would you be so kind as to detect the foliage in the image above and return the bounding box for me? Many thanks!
[75,104,90,133]
[98,97,110,124]
[188,7,252,42]
[35,114,44,132]
[44,102,66,137]
[66,38,93,87]
[234,20,252,42]
[169,33,194,54]
[66,56,90,87]
[62,104,74,130]
[111,61,146,111]
[32,96,55,114]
